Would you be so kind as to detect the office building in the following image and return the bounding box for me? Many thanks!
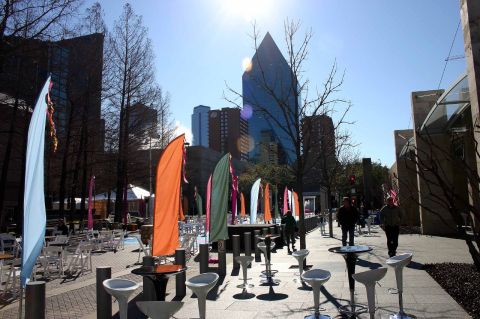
[191,105,210,147]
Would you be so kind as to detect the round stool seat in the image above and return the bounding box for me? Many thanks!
[257,242,276,256]
[186,273,219,319]
[386,253,413,268]
[235,255,254,266]
[103,279,140,319]
[136,301,184,319]
[352,267,387,285]
[301,269,331,287]
[292,249,310,259]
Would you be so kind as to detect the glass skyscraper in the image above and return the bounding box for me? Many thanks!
[242,32,297,164]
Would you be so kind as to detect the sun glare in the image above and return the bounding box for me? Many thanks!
[221,0,272,22]
[242,57,252,72]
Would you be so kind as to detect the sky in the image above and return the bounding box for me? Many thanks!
[93,0,466,167]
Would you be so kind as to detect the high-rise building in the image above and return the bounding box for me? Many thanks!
[127,102,158,150]
[191,105,210,147]
[242,32,297,164]
[208,107,248,161]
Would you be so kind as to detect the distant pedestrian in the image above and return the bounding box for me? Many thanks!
[337,197,359,246]
[380,197,403,257]
[281,210,297,254]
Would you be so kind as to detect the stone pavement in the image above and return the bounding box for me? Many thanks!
[0,224,474,318]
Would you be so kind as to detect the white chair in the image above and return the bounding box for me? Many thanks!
[38,246,64,277]
[0,258,21,296]
[186,273,219,319]
[352,267,388,319]
[103,279,140,319]
[0,234,18,256]
[386,253,413,319]
[235,256,254,289]
[136,301,184,319]
[67,243,93,276]
[301,269,331,319]
[292,249,310,282]
[135,236,151,263]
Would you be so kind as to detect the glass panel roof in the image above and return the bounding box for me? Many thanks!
[421,74,470,134]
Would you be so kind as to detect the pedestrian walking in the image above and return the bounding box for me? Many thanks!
[281,210,297,254]
[380,196,403,257]
[337,197,359,246]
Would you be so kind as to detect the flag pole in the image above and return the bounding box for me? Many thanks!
[18,286,23,319]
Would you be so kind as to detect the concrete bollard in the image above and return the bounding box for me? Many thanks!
[232,235,240,270]
[218,239,227,276]
[96,267,112,319]
[175,248,186,297]
[143,256,155,266]
[244,232,252,268]
[142,256,156,300]
[254,230,261,262]
[26,281,46,319]
[199,243,209,273]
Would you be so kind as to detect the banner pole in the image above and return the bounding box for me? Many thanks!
[18,286,24,319]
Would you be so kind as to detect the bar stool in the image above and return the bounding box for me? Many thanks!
[136,301,184,319]
[386,253,413,319]
[352,267,388,319]
[235,255,255,288]
[186,272,219,319]
[103,279,140,319]
[292,249,310,282]
[301,269,331,319]
[257,242,278,281]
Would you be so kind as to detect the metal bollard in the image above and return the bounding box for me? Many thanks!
[143,256,155,266]
[232,235,240,270]
[26,281,46,319]
[218,239,227,276]
[254,230,261,262]
[175,248,186,298]
[199,243,209,273]
[244,232,252,256]
[96,267,112,319]
[142,256,156,300]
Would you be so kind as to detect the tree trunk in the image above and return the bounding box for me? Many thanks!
[58,102,75,219]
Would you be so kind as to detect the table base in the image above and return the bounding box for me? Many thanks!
[338,304,367,317]
[143,275,169,301]
[389,312,414,319]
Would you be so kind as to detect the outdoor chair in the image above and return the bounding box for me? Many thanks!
[301,269,331,319]
[186,273,219,319]
[386,253,413,319]
[52,230,63,236]
[38,246,65,278]
[67,242,93,276]
[352,267,388,319]
[0,258,21,297]
[257,241,277,280]
[0,234,18,256]
[135,235,151,264]
[103,278,140,319]
[136,301,184,319]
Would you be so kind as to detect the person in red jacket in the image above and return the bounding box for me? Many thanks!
[337,197,360,246]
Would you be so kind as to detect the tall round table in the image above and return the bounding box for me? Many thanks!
[328,245,372,317]
[131,264,187,301]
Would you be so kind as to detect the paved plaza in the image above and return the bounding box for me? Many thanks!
[0,224,474,319]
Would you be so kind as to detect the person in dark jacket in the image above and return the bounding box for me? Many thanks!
[380,197,403,257]
[337,197,359,246]
[281,210,297,254]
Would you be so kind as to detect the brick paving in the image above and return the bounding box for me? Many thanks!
[0,225,474,318]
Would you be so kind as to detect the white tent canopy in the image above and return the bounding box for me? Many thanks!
[95,184,151,201]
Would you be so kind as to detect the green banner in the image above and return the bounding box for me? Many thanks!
[209,153,230,243]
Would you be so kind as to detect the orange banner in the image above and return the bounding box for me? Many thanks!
[264,184,272,223]
[153,135,184,256]
[240,193,246,218]
[293,191,300,218]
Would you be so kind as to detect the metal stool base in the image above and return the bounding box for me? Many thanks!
[236,283,254,289]
[338,303,367,316]
[389,312,414,319]
[304,315,330,319]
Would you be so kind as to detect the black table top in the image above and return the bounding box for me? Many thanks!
[328,245,372,254]
[131,264,187,276]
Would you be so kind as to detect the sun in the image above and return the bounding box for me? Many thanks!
[221,0,272,22]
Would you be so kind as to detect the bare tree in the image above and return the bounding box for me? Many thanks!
[104,3,157,222]
[225,20,354,250]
